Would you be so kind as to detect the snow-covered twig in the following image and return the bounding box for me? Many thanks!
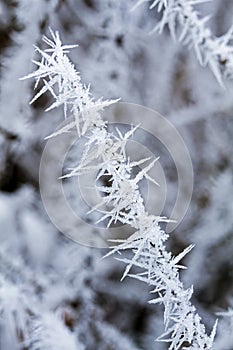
[22,29,218,349]
[137,0,233,86]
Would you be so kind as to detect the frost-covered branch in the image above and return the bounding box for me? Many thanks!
[21,29,118,136]
[22,29,218,349]
[136,0,233,86]
[106,223,218,349]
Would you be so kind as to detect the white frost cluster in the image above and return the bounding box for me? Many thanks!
[22,29,218,349]
[136,0,233,86]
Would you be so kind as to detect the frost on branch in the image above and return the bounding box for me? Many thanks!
[20,28,118,136]
[106,218,218,350]
[23,30,218,349]
[137,0,233,86]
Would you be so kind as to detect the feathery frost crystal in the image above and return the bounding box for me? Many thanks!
[21,29,218,349]
[136,0,233,86]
